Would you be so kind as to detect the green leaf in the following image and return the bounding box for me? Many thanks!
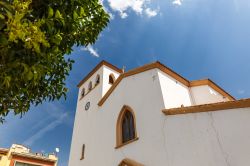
[55,10,62,19]
[73,11,78,20]
[26,71,33,80]
[52,33,62,45]
[2,76,11,87]
[21,63,29,73]
[0,14,5,20]
[79,7,85,16]
[48,7,54,18]
[5,10,13,19]
[52,46,59,53]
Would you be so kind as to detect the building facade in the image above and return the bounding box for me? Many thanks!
[0,144,57,166]
[69,60,250,166]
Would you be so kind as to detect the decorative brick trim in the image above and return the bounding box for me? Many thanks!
[162,98,250,115]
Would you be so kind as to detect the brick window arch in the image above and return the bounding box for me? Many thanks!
[119,158,144,166]
[116,105,138,148]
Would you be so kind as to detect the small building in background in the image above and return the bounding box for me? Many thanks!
[0,144,57,166]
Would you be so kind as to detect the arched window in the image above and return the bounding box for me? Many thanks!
[95,74,100,85]
[122,111,135,143]
[109,74,115,84]
[88,81,92,91]
[81,88,85,97]
[116,105,138,148]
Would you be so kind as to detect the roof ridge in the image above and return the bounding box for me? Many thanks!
[98,61,235,106]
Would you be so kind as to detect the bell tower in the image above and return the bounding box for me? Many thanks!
[76,60,122,111]
[69,61,122,165]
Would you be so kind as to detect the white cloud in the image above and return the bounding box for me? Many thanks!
[23,113,68,146]
[172,0,182,6]
[107,0,158,19]
[82,45,100,57]
[145,8,158,17]
[108,0,143,14]
[121,12,128,19]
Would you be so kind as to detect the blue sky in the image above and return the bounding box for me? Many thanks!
[1,0,250,165]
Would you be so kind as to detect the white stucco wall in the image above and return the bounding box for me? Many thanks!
[69,72,103,166]
[191,85,229,105]
[97,69,167,166]
[158,70,192,108]
[163,107,250,166]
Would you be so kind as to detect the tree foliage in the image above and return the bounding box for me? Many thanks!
[0,0,109,122]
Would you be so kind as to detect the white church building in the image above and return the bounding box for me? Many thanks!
[69,60,250,166]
